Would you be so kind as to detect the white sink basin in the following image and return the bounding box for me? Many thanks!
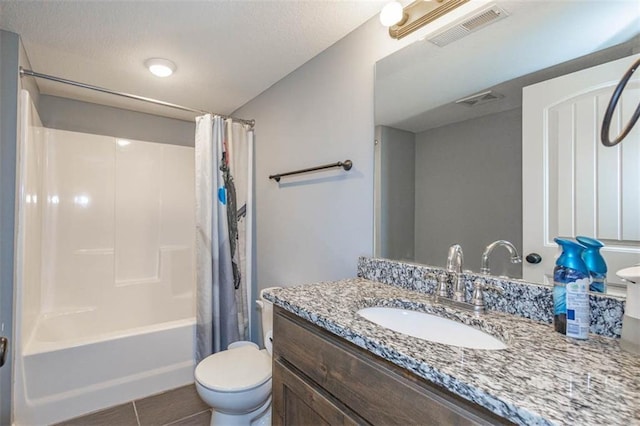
[357,307,507,350]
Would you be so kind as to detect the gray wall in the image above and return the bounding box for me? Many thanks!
[1,31,43,424]
[233,17,414,293]
[0,29,20,425]
[39,95,195,146]
[380,125,415,261]
[414,108,523,277]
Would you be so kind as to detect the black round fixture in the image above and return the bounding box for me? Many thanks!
[526,253,542,264]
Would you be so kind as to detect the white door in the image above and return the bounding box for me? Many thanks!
[523,54,640,289]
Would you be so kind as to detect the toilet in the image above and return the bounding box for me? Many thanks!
[195,288,278,426]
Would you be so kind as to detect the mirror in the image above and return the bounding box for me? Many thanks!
[374,0,640,290]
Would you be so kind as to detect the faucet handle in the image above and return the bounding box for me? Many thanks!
[471,279,503,312]
[437,273,449,297]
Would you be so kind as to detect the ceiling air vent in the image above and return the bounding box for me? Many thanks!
[455,90,504,107]
[427,4,508,47]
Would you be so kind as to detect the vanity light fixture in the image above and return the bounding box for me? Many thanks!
[145,58,176,77]
[379,1,407,27]
[381,0,470,40]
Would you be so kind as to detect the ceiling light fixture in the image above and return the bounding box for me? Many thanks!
[381,0,470,40]
[145,58,176,77]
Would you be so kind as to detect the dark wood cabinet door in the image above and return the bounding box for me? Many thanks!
[273,359,366,426]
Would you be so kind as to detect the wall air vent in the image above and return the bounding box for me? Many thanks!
[427,4,508,47]
[455,90,504,107]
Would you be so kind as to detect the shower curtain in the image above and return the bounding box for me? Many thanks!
[195,114,254,361]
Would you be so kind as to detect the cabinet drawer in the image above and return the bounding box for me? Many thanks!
[274,307,511,426]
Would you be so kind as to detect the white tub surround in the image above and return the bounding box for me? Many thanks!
[14,90,196,425]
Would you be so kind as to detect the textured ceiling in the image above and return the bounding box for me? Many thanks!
[0,0,387,121]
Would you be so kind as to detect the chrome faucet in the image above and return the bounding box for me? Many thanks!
[446,244,465,302]
[427,244,503,314]
[480,240,522,275]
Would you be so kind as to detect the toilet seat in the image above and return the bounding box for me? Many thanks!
[195,345,271,393]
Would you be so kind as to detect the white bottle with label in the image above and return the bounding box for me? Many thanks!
[565,277,590,339]
[553,238,591,340]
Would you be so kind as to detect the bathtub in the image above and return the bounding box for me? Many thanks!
[15,307,195,425]
[13,101,198,425]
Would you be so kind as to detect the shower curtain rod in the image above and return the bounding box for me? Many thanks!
[19,67,255,128]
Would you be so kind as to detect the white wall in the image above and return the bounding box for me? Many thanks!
[39,129,195,323]
[234,17,413,293]
[16,91,44,348]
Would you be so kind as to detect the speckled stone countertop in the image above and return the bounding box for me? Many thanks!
[264,279,640,426]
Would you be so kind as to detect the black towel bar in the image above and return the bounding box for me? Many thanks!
[269,160,353,182]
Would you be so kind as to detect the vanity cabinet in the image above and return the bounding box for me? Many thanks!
[272,306,513,426]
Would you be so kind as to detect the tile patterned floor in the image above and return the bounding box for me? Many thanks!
[54,384,211,426]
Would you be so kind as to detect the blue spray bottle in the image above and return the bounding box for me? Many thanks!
[553,238,591,339]
[576,236,607,293]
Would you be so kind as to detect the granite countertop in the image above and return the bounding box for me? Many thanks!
[264,278,640,426]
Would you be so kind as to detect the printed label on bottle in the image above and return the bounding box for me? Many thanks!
[553,265,590,337]
[589,272,606,293]
[566,278,590,339]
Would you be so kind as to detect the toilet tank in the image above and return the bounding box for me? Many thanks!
[256,287,279,342]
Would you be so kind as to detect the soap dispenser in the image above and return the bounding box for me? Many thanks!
[577,236,607,293]
[553,238,591,339]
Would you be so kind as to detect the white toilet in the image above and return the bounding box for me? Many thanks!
[195,288,278,426]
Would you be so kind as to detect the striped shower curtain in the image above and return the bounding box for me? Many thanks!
[195,114,254,361]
